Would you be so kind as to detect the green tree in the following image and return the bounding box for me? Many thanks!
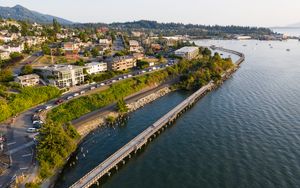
[10,52,23,60]
[52,19,61,34]
[117,98,128,113]
[0,69,13,82]
[41,43,51,55]
[91,47,100,57]
[21,65,33,75]
[23,42,32,54]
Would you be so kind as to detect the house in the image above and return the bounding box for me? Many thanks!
[36,64,84,88]
[97,27,109,34]
[99,39,112,46]
[151,43,162,52]
[63,42,79,59]
[0,50,10,60]
[174,46,199,60]
[0,44,24,53]
[132,53,144,60]
[0,33,19,43]
[23,36,46,46]
[107,56,136,71]
[129,40,142,53]
[15,74,40,87]
[131,31,145,37]
[85,62,107,75]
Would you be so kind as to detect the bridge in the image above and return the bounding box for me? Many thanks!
[69,47,245,188]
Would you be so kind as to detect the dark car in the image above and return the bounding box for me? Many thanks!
[55,99,64,105]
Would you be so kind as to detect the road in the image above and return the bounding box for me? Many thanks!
[13,52,42,76]
[0,58,177,187]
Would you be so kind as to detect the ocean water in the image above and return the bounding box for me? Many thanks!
[57,39,300,188]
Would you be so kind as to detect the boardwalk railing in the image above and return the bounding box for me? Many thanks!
[69,47,245,188]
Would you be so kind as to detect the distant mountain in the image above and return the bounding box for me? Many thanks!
[0,5,73,25]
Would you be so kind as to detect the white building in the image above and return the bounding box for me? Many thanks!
[37,65,84,88]
[15,74,40,87]
[0,44,24,54]
[0,50,10,60]
[99,39,112,46]
[174,46,199,60]
[129,40,143,53]
[85,62,107,75]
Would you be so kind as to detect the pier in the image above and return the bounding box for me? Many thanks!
[69,47,245,188]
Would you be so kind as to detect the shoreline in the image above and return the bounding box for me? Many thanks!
[67,48,245,187]
[44,47,245,187]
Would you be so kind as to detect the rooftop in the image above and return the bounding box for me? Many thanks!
[175,46,199,53]
[16,74,39,80]
[37,64,84,72]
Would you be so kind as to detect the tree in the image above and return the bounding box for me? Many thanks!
[75,59,85,66]
[41,43,51,55]
[0,69,13,82]
[53,19,61,34]
[10,52,23,60]
[202,47,211,56]
[117,98,128,113]
[21,65,33,75]
[136,60,149,69]
[23,42,32,54]
[91,47,100,57]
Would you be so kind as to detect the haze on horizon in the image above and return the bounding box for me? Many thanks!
[1,0,300,27]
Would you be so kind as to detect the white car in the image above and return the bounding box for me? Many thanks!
[142,70,146,73]
[118,77,123,80]
[123,75,128,79]
[67,96,73,100]
[112,80,116,83]
[80,91,85,95]
[33,120,44,125]
[27,128,38,133]
[128,74,132,78]
[90,86,96,90]
[100,83,105,86]
[44,105,52,110]
[73,93,79,97]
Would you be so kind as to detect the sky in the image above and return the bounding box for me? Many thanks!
[1,0,300,27]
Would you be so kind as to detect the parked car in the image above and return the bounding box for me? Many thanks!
[27,128,38,133]
[33,123,42,129]
[73,93,79,97]
[35,108,44,113]
[100,83,105,86]
[55,99,64,105]
[32,114,40,121]
[44,105,52,110]
[33,120,43,125]
[67,96,73,100]
[90,86,96,90]
[112,80,116,83]
[80,90,85,95]
[118,77,123,80]
[128,74,132,78]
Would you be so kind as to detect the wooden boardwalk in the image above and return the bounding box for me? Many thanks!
[69,47,245,188]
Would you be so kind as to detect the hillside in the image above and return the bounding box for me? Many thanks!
[0,5,73,25]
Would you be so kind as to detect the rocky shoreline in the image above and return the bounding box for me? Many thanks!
[127,87,172,112]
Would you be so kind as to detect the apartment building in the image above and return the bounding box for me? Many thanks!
[107,56,136,71]
[37,64,84,88]
[174,46,199,60]
[85,62,107,74]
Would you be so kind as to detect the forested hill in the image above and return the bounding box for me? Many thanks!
[76,20,273,37]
